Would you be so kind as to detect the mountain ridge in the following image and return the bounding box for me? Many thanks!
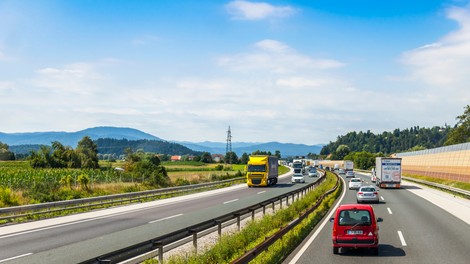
[1,127,322,156]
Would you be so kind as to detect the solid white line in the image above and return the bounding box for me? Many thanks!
[387,207,393,214]
[257,191,266,194]
[398,231,407,246]
[380,196,384,201]
[0,253,33,263]
[224,199,239,204]
[148,214,183,224]
[288,176,347,264]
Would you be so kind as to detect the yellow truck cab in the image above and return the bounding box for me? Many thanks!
[246,155,279,187]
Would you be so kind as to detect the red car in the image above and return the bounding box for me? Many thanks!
[330,204,383,255]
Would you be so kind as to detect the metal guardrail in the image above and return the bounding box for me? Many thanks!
[231,171,340,264]
[402,176,470,199]
[79,173,329,264]
[0,177,245,222]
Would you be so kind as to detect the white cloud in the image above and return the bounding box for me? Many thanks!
[31,62,105,95]
[225,0,297,20]
[218,39,344,73]
[401,4,470,88]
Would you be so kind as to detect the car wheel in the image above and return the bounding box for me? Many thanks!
[333,247,339,254]
[357,200,360,203]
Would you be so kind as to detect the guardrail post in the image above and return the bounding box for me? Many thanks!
[190,229,198,254]
[263,205,266,216]
[272,201,275,212]
[237,214,241,231]
[286,196,289,206]
[251,209,255,221]
[153,241,163,263]
[280,198,283,209]
[216,220,222,239]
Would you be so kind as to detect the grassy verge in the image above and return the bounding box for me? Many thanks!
[152,171,340,264]
[403,173,470,192]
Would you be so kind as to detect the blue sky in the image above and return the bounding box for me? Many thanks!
[1,0,470,145]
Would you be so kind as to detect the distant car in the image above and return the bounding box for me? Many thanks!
[338,169,345,175]
[330,204,383,255]
[292,173,305,183]
[371,174,377,183]
[348,178,362,190]
[345,171,355,178]
[356,186,380,203]
[308,168,318,177]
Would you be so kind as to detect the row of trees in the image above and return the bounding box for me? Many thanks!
[0,142,15,161]
[29,136,100,169]
[319,105,470,170]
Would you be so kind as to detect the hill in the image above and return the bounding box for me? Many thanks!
[0,126,160,147]
[177,141,323,157]
[1,127,323,157]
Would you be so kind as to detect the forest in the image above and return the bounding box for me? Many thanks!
[320,126,451,156]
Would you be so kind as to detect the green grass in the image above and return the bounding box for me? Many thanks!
[403,173,470,191]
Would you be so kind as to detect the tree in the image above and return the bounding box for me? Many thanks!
[224,151,239,164]
[445,105,470,145]
[76,136,99,169]
[200,152,212,163]
[0,141,15,161]
[335,144,351,160]
[125,151,170,187]
[29,146,52,168]
[274,150,281,159]
[240,152,249,164]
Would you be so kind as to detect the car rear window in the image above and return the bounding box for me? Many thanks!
[351,179,361,182]
[338,210,371,226]
[361,187,376,192]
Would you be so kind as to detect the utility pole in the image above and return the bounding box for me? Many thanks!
[226,126,232,165]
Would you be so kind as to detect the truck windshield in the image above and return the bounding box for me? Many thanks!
[247,165,266,172]
[293,163,302,169]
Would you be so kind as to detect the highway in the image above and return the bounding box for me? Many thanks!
[1,170,469,263]
[284,171,470,264]
[0,171,318,264]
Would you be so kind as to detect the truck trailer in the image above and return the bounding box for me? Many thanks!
[246,155,279,187]
[375,157,402,188]
[344,160,354,171]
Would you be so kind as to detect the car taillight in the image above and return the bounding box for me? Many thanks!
[357,192,363,194]
[373,192,378,195]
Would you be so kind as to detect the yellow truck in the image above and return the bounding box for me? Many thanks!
[246,155,279,187]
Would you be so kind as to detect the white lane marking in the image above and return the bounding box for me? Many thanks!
[380,196,384,201]
[288,176,348,264]
[0,208,145,239]
[224,199,239,204]
[387,207,393,214]
[398,231,407,246]
[0,253,33,263]
[148,214,183,224]
[258,191,266,194]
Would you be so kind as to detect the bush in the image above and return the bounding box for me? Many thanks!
[78,174,90,190]
[0,187,19,206]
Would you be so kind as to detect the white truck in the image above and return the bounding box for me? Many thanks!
[344,160,354,171]
[375,157,402,188]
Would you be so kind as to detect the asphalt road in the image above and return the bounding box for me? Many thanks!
[284,172,470,264]
[0,171,321,263]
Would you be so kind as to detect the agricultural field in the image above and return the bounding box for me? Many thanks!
[0,160,246,206]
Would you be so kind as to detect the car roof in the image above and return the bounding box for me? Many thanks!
[337,204,373,210]
[359,185,376,189]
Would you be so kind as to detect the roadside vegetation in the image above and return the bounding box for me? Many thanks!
[403,173,470,192]
[149,171,340,264]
